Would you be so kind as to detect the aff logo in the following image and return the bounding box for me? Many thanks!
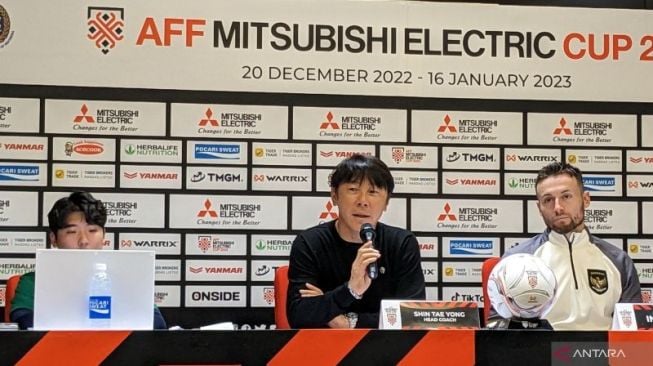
[74,104,95,123]
[198,199,218,218]
[199,108,218,127]
[553,118,572,135]
[437,115,457,133]
[392,147,405,163]
[263,287,275,305]
[319,200,338,220]
[437,203,457,221]
[319,112,340,130]
[87,7,125,55]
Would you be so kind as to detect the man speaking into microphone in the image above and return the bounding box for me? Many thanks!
[287,154,425,328]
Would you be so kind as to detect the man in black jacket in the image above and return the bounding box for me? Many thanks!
[287,154,425,328]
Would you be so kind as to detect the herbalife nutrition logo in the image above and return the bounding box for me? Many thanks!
[124,144,136,155]
[256,240,266,250]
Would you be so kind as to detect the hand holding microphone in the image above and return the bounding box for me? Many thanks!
[359,223,379,280]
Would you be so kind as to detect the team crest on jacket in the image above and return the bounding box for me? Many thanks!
[588,269,608,294]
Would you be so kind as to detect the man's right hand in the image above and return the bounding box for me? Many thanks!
[348,241,381,297]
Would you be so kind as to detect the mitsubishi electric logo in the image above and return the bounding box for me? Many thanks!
[553,118,572,135]
[319,112,340,130]
[319,200,338,221]
[199,108,218,127]
[198,199,218,218]
[438,203,457,221]
[437,115,457,133]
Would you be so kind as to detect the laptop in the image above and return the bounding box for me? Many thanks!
[33,249,156,330]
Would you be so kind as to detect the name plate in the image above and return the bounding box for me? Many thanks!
[612,303,653,330]
[379,300,480,329]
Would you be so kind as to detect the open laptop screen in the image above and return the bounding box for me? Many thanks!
[34,249,155,330]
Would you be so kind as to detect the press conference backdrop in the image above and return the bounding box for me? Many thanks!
[1,0,653,329]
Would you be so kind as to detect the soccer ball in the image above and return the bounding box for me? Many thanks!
[488,253,557,319]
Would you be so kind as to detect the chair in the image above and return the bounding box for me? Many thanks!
[481,257,501,324]
[273,265,290,329]
[4,274,21,322]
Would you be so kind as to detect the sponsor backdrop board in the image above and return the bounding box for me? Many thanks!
[1,0,652,330]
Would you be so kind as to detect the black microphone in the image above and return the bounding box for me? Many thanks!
[359,223,378,279]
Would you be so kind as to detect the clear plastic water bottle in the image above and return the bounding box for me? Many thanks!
[88,262,112,329]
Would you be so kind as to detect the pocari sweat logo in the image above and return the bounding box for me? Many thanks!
[583,176,615,192]
[194,144,240,160]
[449,240,493,255]
[89,296,111,319]
[0,165,39,181]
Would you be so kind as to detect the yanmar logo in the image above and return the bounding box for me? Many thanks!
[2,143,44,152]
[124,171,178,180]
[445,178,496,186]
[189,266,243,274]
[630,156,653,164]
[87,7,125,54]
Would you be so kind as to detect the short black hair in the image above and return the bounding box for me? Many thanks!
[330,154,394,195]
[535,162,584,196]
[48,191,107,234]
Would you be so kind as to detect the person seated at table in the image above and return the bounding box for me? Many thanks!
[287,154,425,328]
[10,191,167,329]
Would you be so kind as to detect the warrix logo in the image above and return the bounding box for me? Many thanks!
[87,7,125,54]
[198,199,218,218]
[438,203,457,221]
[437,115,457,133]
[74,104,95,123]
[319,112,340,130]
[553,118,572,135]
[319,200,338,220]
[199,108,218,127]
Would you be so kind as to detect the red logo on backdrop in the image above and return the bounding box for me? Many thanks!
[120,240,132,248]
[198,236,212,253]
[319,112,340,129]
[320,151,334,158]
[642,289,652,303]
[198,199,218,218]
[199,108,219,127]
[445,179,459,185]
[506,155,517,162]
[74,104,95,123]
[87,7,124,54]
[123,172,137,179]
[263,287,275,305]
[0,287,5,305]
[392,147,405,163]
[73,142,104,155]
[553,118,572,135]
[189,267,203,274]
[319,200,338,220]
[385,307,397,326]
[437,203,457,221]
[437,115,457,133]
[628,181,639,188]
[630,157,643,164]
[254,175,265,182]
[620,309,633,327]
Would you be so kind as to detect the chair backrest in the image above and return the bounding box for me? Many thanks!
[481,257,501,324]
[273,265,290,329]
[4,274,22,322]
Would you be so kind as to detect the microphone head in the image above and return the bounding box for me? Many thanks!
[359,223,376,242]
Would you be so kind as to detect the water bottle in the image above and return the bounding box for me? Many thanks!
[88,262,112,329]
